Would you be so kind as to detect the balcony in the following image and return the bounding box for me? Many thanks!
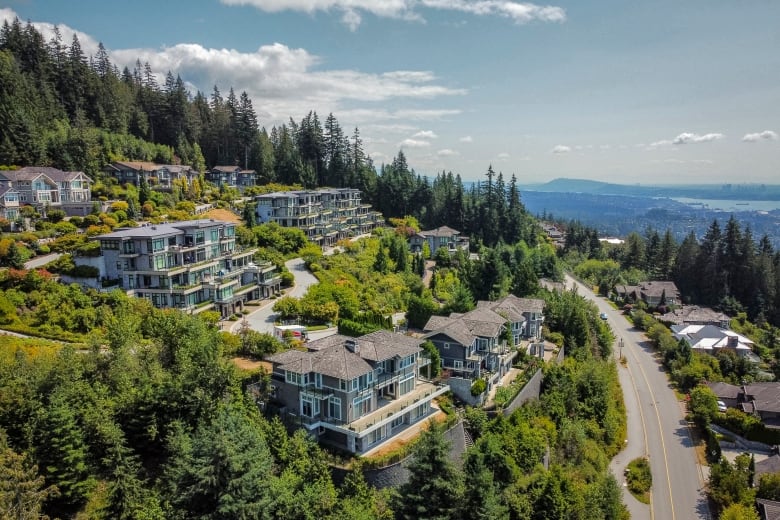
[346,381,449,434]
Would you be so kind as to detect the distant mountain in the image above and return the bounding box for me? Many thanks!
[520,178,780,200]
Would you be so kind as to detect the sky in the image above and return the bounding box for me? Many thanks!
[3,1,780,185]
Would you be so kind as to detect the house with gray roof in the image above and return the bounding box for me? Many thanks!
[659,305,730,329]
[423,296,544,405]
[264,330,449,454]
[103,161,196,190]
[409,226,469,256]
[739,383,780,429]
[0,166,93,216]
[616,280,680,307]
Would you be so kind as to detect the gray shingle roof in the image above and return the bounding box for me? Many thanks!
[267,331,422,380]
[423,320,475,347]
[707,381,741,400]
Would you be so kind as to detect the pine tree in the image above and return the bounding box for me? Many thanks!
[395,420,464,519]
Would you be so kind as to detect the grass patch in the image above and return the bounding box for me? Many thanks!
[625,457,652,504]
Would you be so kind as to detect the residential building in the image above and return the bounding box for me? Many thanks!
[255,188,382,246]
[0,180,20,223]
[409,226,469,256]
[75,219,280,317]
[706,381,741,409]
[757,498,780,520]
[103,161,196,190]
[264,330,449,454]
[616,280,680,307]
[672,324,756,359]
[659,305,731,329]
[737,383,780,428]
[205,165,257,190]
[422,296,544,405]
[0,166,93,216]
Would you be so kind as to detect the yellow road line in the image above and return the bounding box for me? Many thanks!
[625,331,676,520]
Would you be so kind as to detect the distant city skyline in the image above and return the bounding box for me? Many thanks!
[3,1,779,184]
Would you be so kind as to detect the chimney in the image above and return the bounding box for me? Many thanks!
[345,339,359,354]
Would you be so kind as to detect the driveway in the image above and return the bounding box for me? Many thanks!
[24,252,62,270]
[235,257,320,335]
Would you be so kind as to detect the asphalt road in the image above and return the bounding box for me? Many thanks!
[240,257,320,335]
[565,275,711,520]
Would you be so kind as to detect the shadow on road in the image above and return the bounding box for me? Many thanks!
[673,424,695,448]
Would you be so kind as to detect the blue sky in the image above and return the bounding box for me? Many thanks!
[3,1,779,184]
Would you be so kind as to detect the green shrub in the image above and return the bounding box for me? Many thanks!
[626,457,652,503]
[470,378,487,396]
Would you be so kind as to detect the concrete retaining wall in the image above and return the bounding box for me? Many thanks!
[360,420,466,489]
[502,368,543,416]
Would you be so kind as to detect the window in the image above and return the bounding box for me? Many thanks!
[154,255,166,270]
[353,394,372,417]
[453,360,463,369]
[339,379,348,391]
[443,343,450,350]
[399,354,415,369]
[211,229,219,242]
[329,397,341,420]
[477,338,488,351]
[391,415,404,429]
[301,394,314,418]
[399,374,414,395]
[195,231,205,245]
[285,371,307,386]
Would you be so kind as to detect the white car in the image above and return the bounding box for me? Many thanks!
[717,400,727,413]
[600,312,608,320]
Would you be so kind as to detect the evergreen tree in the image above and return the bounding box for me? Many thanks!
[395,420,464,519]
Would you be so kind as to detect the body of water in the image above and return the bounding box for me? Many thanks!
[670,198,780,212]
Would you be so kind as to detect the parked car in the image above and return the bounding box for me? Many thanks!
[717,400,727,413]
[600,312,608,320]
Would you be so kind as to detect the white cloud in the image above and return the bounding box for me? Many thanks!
[437,148,459,157]
[496,152,510,160]
[742,130,779,142]
[650,158,714,165]
[647,139,672,149]
[672,132,725,145]
[459,136,473,143]
[551,145,570,154]
[221,0,566,29]
[399,138,431,148]
[0,8,100,56]
[412,130,438,139]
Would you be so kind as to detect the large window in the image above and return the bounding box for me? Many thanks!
[328,397,341,420]
[399,374,414,395]
[211,229,219,242]
[399,354,415,369]
[285,371,308,386]
[195,231,205,245]
[353,394,372,417]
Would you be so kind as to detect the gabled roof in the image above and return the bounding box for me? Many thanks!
[266,331,421,380]
[423,315,456,332]
[755,455,780,480]
[423,320,476,347]
[110,161,161,172]
[756,498,780,520]
[416,226,460,238]
[0,184,18,197]
[212,165,241,173]
[459,307,506,338]
[706,381,741,400]
[0,168,55,182]
[639,280,680,299]
[742,383,780,414]
[659,305,730,325]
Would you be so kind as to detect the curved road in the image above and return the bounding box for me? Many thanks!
[239,257,319,334]
[565,275,710,520]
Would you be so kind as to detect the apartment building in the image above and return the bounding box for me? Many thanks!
[0,166,93,216]
[264,330,449,454]
[255,188,382,246]
[78,219,280,317]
